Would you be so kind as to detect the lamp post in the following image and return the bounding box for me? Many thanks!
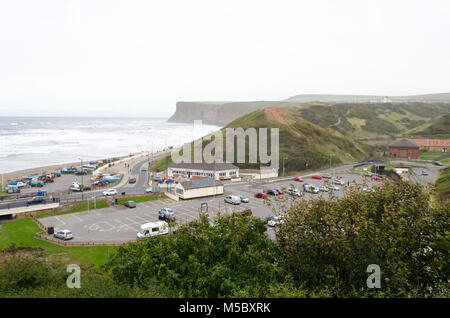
[79,158,84,200]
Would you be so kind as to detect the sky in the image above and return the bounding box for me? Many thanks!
[0,0,449,118]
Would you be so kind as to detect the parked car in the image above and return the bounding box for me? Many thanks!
[103,189,118,196]
[254,192,267,199]
[434,161,443,166]
[287,188,301,196]
[275,188,284,195]
[267,189,279,196]
[319,185,329,192]
[321,173,332,179]
[371,175,381,181]
[333,179,344,185]
[329,185,340,191]
[421,170,429,176]
[224,195,241,205]
[137,221,169,238]
[363,187,374,193]
[303,184,319,194]
[312,175,322,180]
[124,201,136,208]
[27,196,45,204]
[158,208,175,222]
[268,215,285,227]
[54,230,73,241]
[16,181,27,188]
[128,177,136,184]
[261,215,274,224]
[235,208,252,217]
[141,167,147,172]
[239,195,249,203]
[294,176,304,182]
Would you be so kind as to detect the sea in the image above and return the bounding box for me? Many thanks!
[0,117,221,174]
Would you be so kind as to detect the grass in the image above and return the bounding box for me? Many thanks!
[420,152,444,160]
[36,200,109,219]
[435,166,450,202]
[118,194,165,205]
[0,218,118,266]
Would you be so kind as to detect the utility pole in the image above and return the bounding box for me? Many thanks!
[79,158,84,200]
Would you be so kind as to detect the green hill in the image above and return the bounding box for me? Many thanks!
[286,102,450,139]
[154,107,376,174]
[406,112,450,138]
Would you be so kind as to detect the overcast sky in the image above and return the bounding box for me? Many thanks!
[0,0,449,118]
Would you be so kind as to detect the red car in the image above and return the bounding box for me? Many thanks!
[294,176,304,182]
[312,175,323,180]
[275,188,284,195]
[254,192,268,199]
[371,175,382,181]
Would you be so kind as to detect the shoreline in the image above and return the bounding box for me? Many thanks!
[0,152,148,184]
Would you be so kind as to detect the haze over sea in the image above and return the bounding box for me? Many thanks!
[0,117,220,174]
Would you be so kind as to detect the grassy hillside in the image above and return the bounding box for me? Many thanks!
[435,166,450,202]
[155,107,376,174]
[287,102,450,139]
[285,93,450,103]
[407,112,450,138]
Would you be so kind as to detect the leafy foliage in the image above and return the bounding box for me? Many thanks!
[104,214,284,297]
[274,180,449,297]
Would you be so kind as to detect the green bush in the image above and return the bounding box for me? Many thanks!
[275,181,449,297]
[105,214,284,297]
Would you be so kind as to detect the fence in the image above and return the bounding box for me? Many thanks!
[34,233,134,246]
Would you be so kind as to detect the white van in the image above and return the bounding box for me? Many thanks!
[224,195,241,205]
[137,221,169,239]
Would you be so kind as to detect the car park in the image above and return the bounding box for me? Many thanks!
[124,201,136,208]
[54,230,73,241]
[312,175,322,180]
[239,195,249,203]
[254,192,267,199]
[224,195,241,205]
[137,221,169,238]
[294,176,304,182]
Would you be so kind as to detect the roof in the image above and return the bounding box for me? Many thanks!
[169,162,239,171]
[179,177,224,190]
[389,139,420,148]
[398,138,450,147]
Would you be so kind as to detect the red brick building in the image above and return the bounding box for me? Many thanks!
[396,138,450,152]
[388,139,420,159]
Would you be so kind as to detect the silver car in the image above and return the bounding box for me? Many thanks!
[319,186,329,192]
[239,195,249,203]
[54,229,73,241]
[333,179,344,185]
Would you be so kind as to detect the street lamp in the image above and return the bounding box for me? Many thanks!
[79,158,84,200]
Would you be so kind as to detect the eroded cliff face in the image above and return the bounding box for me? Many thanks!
[167,101,293,126]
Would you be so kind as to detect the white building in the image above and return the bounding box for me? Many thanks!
[168,163,240,181]
[174,178,224,200]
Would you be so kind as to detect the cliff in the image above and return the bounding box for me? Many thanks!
[167,101,294,126]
